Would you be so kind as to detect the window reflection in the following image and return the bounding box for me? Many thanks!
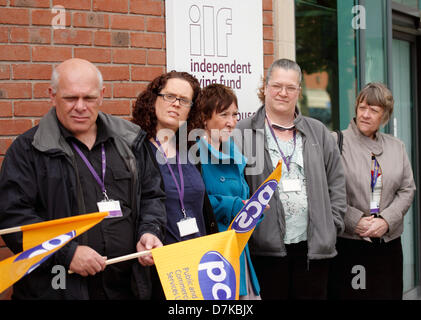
[295,0,338,130]
[393,0,419,9]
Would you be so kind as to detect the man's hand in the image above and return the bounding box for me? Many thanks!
[69,245,107,277]
[136,233,163,266]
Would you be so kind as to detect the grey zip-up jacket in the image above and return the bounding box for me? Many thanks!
[236,106,346,259]
[337,119,415,242]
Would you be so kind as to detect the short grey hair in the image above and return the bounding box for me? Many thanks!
[50,64,104,94]
[265,58,302,85]
[355,82,394,125]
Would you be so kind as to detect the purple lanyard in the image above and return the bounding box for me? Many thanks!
[155,139,186,218]
[72,142,109,200]
[371,157,380,193]
[266,116,296,172]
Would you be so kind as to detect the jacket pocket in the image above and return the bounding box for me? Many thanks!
[102,167,134,231]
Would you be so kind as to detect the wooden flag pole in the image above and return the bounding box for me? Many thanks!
[105,250,151,265]
[68,250,151,274]
[0,226,22,236]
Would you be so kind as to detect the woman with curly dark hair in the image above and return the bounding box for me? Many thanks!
[132,71,217,299]
[132,71,202,142]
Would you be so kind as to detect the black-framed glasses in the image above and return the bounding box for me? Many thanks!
[157,93,193,107]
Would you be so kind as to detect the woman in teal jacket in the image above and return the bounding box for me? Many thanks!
[196,84,261,300]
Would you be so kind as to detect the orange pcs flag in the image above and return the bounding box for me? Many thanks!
[0,211,108,294]
[153,161,282,300]
[152,230,241,300]
[228,160,282,251]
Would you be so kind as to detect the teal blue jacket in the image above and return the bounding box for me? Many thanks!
[198,137,260,297]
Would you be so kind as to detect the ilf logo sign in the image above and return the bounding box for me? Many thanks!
[189,5,232,57]
[166,0,263,121]
[188,4,252,90]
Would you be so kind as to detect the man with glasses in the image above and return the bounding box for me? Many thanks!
[0,58,166,299]
[237,58,346,299]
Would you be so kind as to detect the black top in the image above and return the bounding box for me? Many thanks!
[149,142,207,245]
[60,119,135,299]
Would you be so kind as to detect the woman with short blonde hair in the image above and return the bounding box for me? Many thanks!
[329,82,416,300]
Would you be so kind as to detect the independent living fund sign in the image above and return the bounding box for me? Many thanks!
[165,0,264,120]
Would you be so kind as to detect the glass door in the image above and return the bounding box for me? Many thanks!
[391,36,418,293]
[295,0,339,130]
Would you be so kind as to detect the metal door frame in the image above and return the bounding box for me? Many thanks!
[391,1,421,299]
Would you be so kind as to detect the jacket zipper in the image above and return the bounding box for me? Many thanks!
[376,156,384,243]
[303,135,311,271]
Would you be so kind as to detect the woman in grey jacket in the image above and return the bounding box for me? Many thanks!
[329,83,416,300]
[237,59,346,299]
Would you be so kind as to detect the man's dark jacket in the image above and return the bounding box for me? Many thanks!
[0,108,167,299]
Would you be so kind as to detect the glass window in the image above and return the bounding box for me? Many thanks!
[295,0,339,130]
[337,0,358,129]
[393,0,420,10]
[392,37,418,294]
[364,0,388,84]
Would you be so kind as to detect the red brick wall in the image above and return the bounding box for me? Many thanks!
[262,0,274,71]
[0,0,167,169]
[0,0,274,299]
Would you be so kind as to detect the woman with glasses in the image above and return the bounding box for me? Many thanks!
[328,83,416,300]
[236,59,347,299]
[132,71,217,299]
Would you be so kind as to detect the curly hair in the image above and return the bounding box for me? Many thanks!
[132,71,202,140]
[195,83,238,129]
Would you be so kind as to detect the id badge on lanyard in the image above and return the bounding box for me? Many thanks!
[282,179,302,192]
[97,199,123,218]
[155,139,199,238]
[72,142,123,218]
[177,215,199,238]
